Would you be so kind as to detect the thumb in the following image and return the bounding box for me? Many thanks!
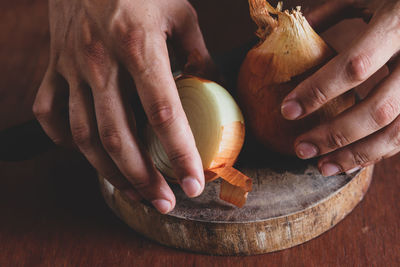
[171,5,220,82]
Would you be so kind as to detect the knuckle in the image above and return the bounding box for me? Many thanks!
[113,25,162,73]
[370,98,400,128]
[32,102,52,122]
[79,17,106,65]
[55,57,78,80]
[168,150,194,167]
[122,29,148,72]
[346,53,371,82]
[148,101,177,130]
[349,150,370,166]
[128,178,151,191]
[326,127,351,150]
[111,18,138,40]
[71,123,93,149]
[55,59,68,77]
[82,41,106,66]
[116,26,146,57]
[305,83,329,108]
[100,126,123,154]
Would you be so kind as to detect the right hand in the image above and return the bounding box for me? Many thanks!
[33,0,214,214]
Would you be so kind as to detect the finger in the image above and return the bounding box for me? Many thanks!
[281,8,400,121]
[317,114,400,176]
[305,0,372,33]
[94,79,176,213]
[83,54,175,214]
[33,68,71,145]
[77,34,175,212]
[295,63,400,159]
[68,79,140,201]
[120,31,205,198]
[171,3,218,80]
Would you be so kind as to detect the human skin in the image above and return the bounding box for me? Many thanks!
[33,0,215,214]
[281,0,400,176]
[34,0,400,214]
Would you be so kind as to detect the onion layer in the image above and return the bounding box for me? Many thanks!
[146,76,251,207]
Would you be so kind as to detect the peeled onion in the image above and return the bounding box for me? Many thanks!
[238,0,355,155]
[146,75,251,207]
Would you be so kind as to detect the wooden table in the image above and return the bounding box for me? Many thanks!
[1,0,399,266]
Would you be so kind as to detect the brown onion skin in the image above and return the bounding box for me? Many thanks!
[237,47,355,155]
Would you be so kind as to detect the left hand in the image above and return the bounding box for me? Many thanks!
[280,0,400,176]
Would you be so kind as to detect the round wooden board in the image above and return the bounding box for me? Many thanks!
[99,147,373,256]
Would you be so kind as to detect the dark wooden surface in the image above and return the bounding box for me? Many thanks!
[1,0,399,266]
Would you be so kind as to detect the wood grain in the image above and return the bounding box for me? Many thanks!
[100,160,373,255]
[1,0,400,266]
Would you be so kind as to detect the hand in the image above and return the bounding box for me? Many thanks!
[33,0,213,213]
[281,0,400,176]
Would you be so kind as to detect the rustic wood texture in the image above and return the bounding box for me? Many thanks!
[1,0,400,266]
[100,153,373,255]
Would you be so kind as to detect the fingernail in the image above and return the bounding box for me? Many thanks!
[281,100,303,120]
[181,177,202,197]
[152,199,172,214]
[296,142,319,159]
[321,163,342,177]
[346,166,361,175]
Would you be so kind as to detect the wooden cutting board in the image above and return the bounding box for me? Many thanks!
[99,144,373,256]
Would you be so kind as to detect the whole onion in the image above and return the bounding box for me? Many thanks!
[238,0,355,155]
